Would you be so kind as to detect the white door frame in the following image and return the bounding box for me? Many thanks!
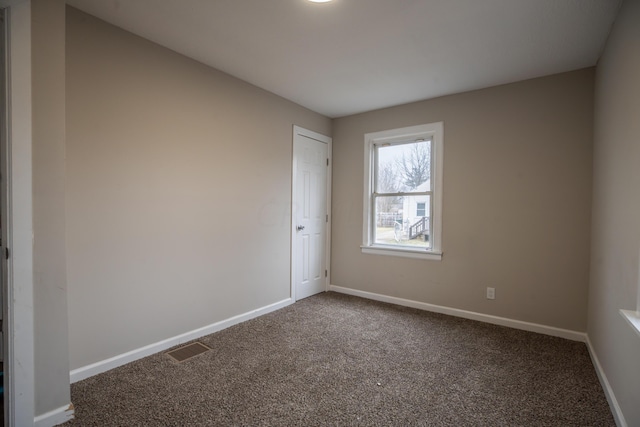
[291,126,332,302]
[0,1,35,426]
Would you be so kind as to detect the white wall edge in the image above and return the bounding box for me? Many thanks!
[70,298,293,383]
[585,335,627,427]
[329,285,587,342]
[619,309,640,339]
[34,403,74,427]
[5,2,36,426]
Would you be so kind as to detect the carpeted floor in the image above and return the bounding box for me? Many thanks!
[63,292,614,426]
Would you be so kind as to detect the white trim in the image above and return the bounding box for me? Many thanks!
[4,2,35,426]
[361,245,442,260]
[70,298,293,383]
[291,126,332,301]
[329,285,586,342]
[585,335,627,427]
[362,122,444,257]
[291,131,298,302]
[619,309,640,339]
[293,126,331,146]
[326,135,332,288]
[34,404,74,427]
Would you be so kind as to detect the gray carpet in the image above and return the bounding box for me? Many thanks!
[63,292,614,426]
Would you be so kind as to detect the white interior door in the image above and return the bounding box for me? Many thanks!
[292,127,330,301]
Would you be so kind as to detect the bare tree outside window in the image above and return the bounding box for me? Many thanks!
[376,163,403,227]
[373,139,433,248]
[377,162,401,193]
[396,141,431,190]
[364,122,443,258]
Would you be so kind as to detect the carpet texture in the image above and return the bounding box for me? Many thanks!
[63,292,614,426]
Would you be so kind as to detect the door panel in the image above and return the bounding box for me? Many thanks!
[293,129,328,301]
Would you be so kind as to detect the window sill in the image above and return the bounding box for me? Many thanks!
[361,245,442,260]
[620,309,640,339]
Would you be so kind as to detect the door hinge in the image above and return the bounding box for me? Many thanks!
[325,270,327,278]
[326,158,329,166]
[326,214,329,223]
[4,247,8,260]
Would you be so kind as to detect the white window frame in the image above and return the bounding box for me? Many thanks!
[362,122,443,260]
[619,251,640,339]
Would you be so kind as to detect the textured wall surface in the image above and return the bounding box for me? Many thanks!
[66,7,330,370]
[589,0,640,424]
[32,0,71,416]
[332,69,594,332]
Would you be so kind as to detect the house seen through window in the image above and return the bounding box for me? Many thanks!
[362,122,443,260]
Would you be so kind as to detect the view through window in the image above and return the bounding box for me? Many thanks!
[362,122,443,259]
[374,139,433,249]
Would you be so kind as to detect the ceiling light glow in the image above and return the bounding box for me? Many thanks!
[307,0,333,3]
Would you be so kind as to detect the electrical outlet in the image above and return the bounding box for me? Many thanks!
[486,287,496,300]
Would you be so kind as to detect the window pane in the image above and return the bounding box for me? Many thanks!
[375,195,431,249]
[377,140,432,192]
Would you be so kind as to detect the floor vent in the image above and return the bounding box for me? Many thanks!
[166,342,211,363]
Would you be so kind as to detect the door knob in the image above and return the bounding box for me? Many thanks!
[296,225,305,231]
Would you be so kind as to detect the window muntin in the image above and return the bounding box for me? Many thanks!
[362,122,443,259]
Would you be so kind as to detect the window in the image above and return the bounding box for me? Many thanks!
[620,259,640,339]
[362,122,443,260]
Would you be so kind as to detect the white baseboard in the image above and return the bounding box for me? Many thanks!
[34,403,74,427]
[67,287,625,425]
[585,336,627,427]
[329,285,587,342]
[70,298,294,383]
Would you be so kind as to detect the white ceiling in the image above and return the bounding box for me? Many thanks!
[66,0,621,118]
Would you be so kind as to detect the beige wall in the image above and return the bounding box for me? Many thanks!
[65,7,331,370]
[332,69,594,332]
[32,0,71,416]
[589,0,640,424]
